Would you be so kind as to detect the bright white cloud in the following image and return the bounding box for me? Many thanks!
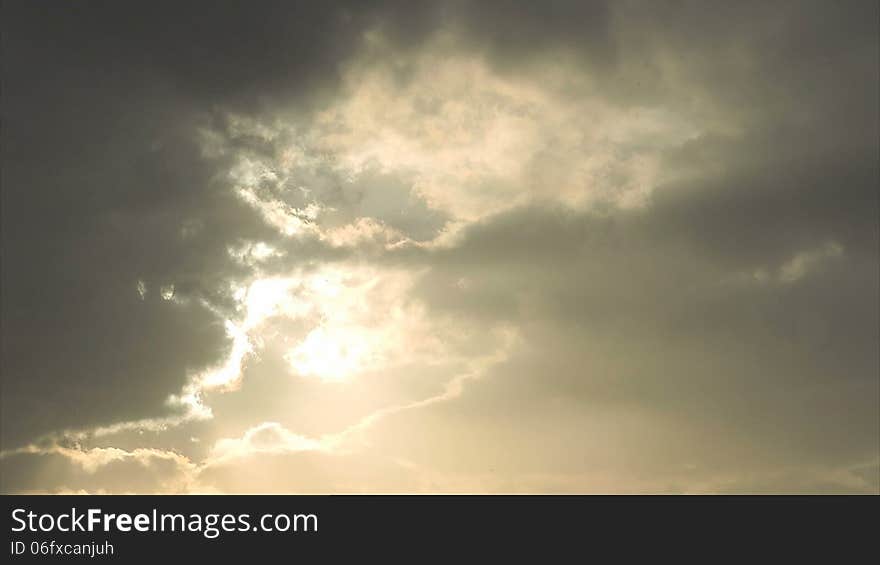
[311,33,699,220]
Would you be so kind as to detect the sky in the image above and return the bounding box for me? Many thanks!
[1,0,877,494]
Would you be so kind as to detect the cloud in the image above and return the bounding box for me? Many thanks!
[207,423,326,465]
[2,0,877,493]
[0,445,197,494]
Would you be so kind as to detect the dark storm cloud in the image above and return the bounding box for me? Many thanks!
[446,0,614,70]
[2,0,449,448]
[406,198,877,470]
[1,0,364,445]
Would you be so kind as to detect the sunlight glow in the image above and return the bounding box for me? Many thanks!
[286,325,372,382]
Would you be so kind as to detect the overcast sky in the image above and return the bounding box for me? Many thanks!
[2,0,877,493]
